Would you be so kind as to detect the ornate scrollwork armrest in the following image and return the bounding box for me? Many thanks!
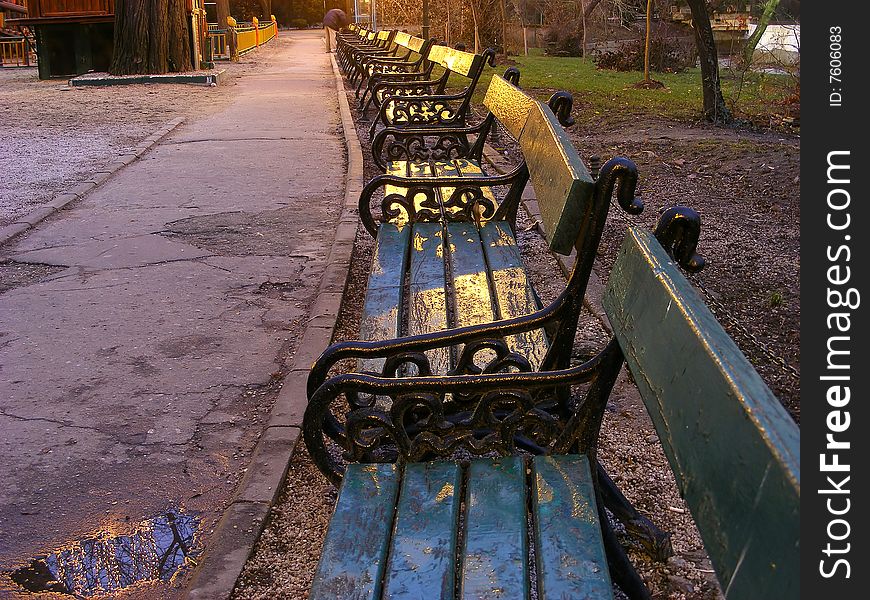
[357,169,526,237]
[371,121,489,169]
[304,350,614,485]
[372,93,468,136]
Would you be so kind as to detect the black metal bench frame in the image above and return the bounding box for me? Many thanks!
[367,45,497,138]
[305,93,672,596]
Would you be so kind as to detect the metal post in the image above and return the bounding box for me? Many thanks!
[422,0,429,39]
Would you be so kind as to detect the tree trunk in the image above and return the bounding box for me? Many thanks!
[470,1,480,54]
[258,0,272,18]
[216,0,230,27]
[111,0,192,75]
[584,0,602,19]
[686,0,732,123]
[643,0,652,81]
[742,0,780,65]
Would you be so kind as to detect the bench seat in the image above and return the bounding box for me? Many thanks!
[360,219,546,379]
[310,455,612,600]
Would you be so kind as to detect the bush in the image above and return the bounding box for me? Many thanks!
[289,18,308,29]
[595,37,697,73]
[544,26,582,57]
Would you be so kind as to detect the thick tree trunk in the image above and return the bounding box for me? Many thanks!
[686,0,732,123]
[216,0,230,27]
[111,0,192,75]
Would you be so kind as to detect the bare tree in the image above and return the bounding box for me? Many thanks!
[686,0,732,122]
[742,0,780,65]
[111,0,192,75]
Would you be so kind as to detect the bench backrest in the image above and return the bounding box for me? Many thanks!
[517,102,595,256]
[435,45,484,78]
[404,35,427,55]
[482,73,538,140]
[603,226,800,599]
[391,31,415,50]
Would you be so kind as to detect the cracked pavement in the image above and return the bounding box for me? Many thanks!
[0,32,344,597]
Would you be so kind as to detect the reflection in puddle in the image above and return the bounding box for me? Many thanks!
[10,510,199,596]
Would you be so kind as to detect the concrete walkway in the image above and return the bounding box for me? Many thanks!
[0,31,350,598]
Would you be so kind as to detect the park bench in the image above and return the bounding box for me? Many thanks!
[355,34,437,113]
[302,86,800,597]
[303,205,800,599]
[367,45,497,138]
[336,29,395,77]
[304,92,661,595]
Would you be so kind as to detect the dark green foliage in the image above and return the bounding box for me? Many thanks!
[544,27,582,57]
[595,36,696,73]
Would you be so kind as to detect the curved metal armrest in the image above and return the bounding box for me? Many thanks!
[307,282,555,397]
[383,91,468,106]
[357,169,525,236]
[371,121,489,169]
[368,72,431,89]
[372,77,442,92]
[364,53,416,67]
[373,94,468,134]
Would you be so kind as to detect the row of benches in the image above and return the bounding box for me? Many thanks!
[303,26,799,599]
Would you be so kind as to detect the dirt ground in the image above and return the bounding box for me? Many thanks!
[566,112,800,421]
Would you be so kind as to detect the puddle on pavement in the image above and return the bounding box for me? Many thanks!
[10,510,200,597]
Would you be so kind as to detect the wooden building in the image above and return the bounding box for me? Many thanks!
[11,1,210,79]
[11,0,114,78]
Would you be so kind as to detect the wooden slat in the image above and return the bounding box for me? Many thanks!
[383,462,463,598]
[310,464,401,600]
[393,31,412,47]
[407,222,451,375]
[531,455,613,600]
[518,102,594,256]
[603,227,800,600]
[359,224,411,379]
[460,457,530,599]
[407,36,426,54]
[445,223,496,370]
[479,222,548,370]
[482,75,538,140]
[445,222,495,328]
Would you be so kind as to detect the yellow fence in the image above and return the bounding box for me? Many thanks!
[0,37,31,67]
[209,16,277,61]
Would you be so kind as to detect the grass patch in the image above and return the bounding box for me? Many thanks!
[449,48,796,125]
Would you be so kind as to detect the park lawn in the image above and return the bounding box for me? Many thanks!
[451,49,796,125]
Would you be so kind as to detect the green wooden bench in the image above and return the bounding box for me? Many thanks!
[336,28,396,78]
[304,211,800,598]
[303,76,799,599]
[305,95,661,596]
[367,45,497,138]
[356,34,438,114]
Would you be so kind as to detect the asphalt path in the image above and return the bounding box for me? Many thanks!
[0,31,343,598]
